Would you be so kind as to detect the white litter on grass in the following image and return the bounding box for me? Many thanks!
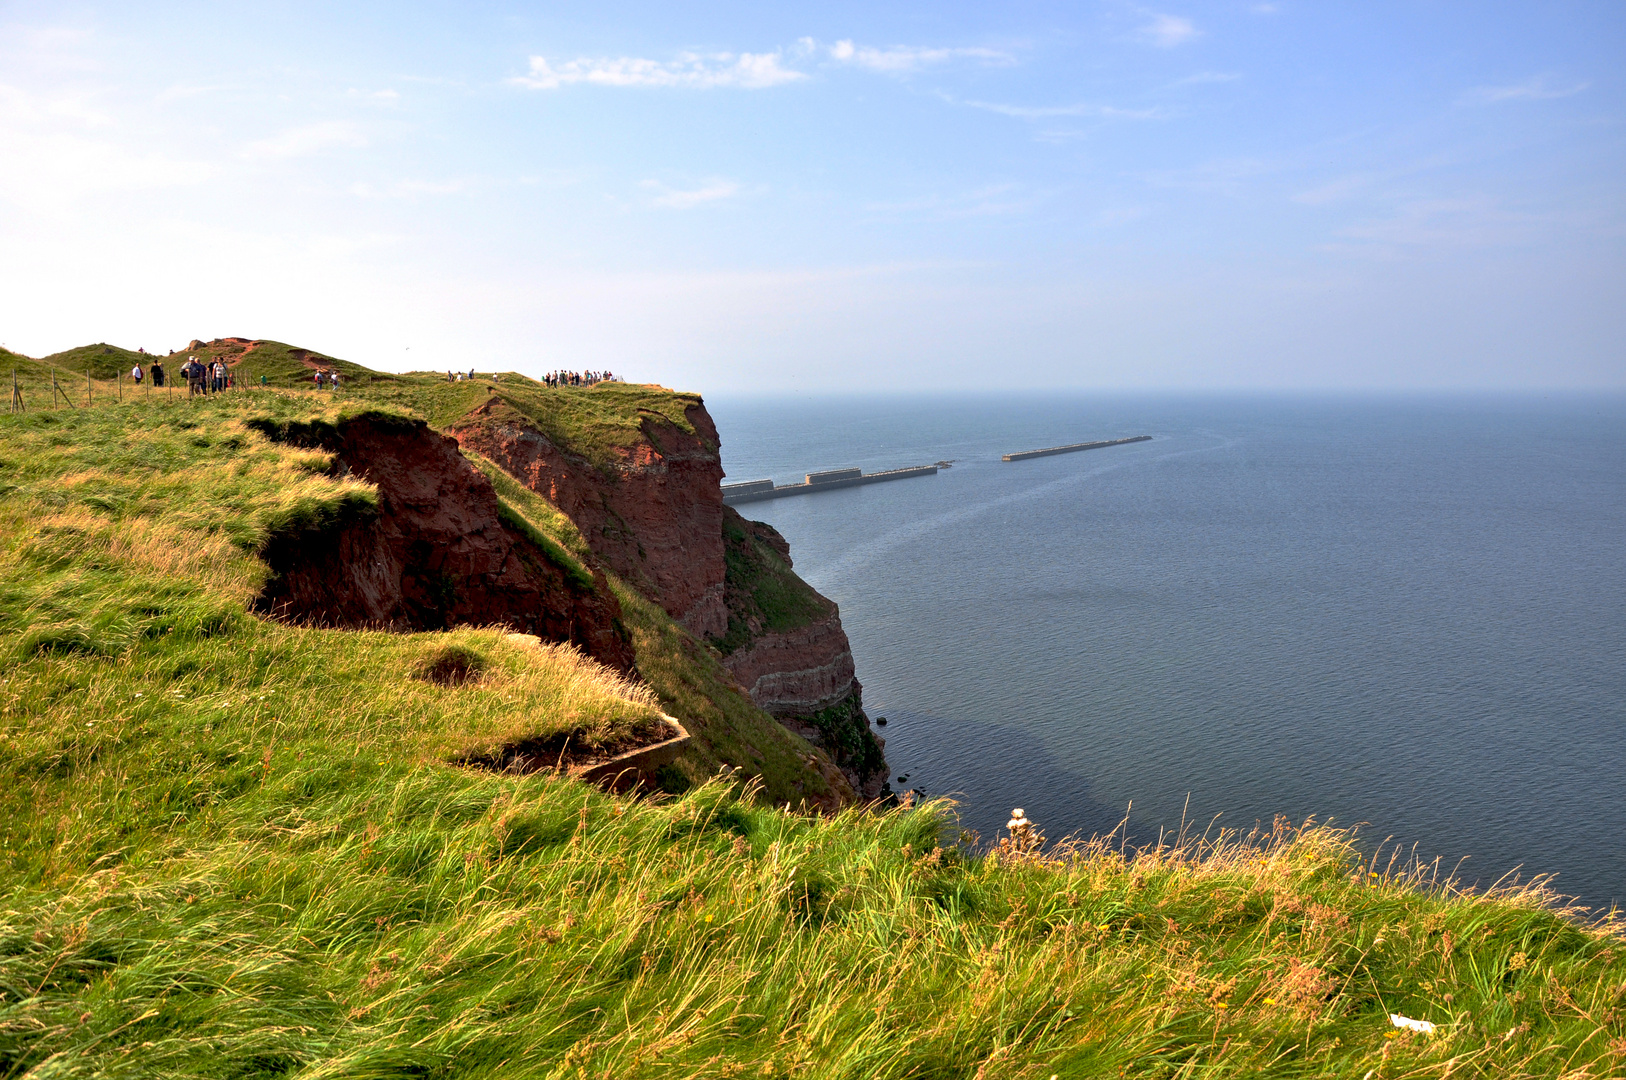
[1390,1013,1437,1035]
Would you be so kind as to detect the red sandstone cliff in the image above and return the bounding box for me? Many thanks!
[451,395,889,801]
[452,401,727,640]
[251,413,633,671]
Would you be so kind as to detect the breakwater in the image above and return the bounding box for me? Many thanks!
[1002,435,1151,462]
[723,465,938,505]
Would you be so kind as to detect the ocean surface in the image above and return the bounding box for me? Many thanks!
[706,393,1626,912]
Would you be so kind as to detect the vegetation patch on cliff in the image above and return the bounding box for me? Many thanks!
[713,508,832,658]
[382,376,707,472]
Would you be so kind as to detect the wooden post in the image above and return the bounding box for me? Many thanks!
[118,371,122,402]
[87,367,92,406]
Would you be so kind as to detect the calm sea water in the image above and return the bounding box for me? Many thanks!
[707,393,1626,911]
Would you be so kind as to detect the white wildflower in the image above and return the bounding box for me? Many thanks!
[1390,1013,1437,1035]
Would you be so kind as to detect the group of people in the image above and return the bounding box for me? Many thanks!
[187,358,233,394]
[313,369,342,390]
[129,361,165,387]
[544,369,615,388]
[129,357,234,394]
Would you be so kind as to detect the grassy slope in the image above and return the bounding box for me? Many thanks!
[714,510,832,658]
[2,352,1623,1077]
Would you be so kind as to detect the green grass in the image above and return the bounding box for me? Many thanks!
[430,379,708,471]
[2,354,1623,1078]
[713,510,832,658]
[7,339,702,469]
[37,342,153,381]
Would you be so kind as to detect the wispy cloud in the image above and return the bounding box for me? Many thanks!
[1143,157,1273,194]
[864,183,1043,219]
[1169,71,1240,87]
[960,98,1166,121]
[511,52,803,90]
[242,121,364,160]
[1327,195,1531,256]
[1293,174,1374,205]
[641,178,742,209]
[1459,75,1588,105]
[0,84,213,208]
[350,178,470,199]
[1140,14,1200,48]
[827,39,1014,73]
[348,88,399,105]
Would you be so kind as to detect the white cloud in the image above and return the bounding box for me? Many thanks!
[242,121,365,160]
[350,178,470,199]
[1170,71,1240,87]
[864,183,1043,219]
[827,40,1013,73]
[0,84,213,209]
[348,88,400,105]
[1460,75,1588,105]
[641,179,742,209]
[961,98,1166,121]
[511,51,803,90]
[1293,174,1374,205]
[1140,14,1200,48]
[1143,157,1273,195]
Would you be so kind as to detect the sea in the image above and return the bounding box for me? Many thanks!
[706,393,1626,913]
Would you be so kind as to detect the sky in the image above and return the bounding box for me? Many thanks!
[1,1,1622,391]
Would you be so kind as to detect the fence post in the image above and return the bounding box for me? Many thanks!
[87,367,92,407]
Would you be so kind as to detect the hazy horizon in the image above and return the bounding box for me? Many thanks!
[2,1,1622,391]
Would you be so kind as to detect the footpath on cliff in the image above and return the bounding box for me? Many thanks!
[1,336,1620,1079]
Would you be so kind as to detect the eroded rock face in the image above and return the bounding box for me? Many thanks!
[252,413,634,671]
[721,610,857,716]
[452,403,727,639]
[717,511,890,800]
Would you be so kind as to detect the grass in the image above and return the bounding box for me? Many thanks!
[713,510,833,658]
[430,379,707,471]
[1,749,1621,1077]
[2,348,1622,1077]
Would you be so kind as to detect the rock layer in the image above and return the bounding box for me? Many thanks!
[251,412,634,671]
[717,510,890,800]
[452,402,727,639]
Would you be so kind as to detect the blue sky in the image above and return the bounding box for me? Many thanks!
[1,1,1621,390]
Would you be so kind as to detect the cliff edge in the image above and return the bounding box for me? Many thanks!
[450,390,890,800]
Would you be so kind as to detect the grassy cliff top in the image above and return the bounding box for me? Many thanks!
[1,353,1622,1077]
[6,338,705,469]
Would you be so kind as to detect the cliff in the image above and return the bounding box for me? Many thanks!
[715,509,890,799]
[3,339,1620,1079]
[450,389,890,801]
[450,397,727,639]
[248,411,634,672]
[2,336,879,809]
